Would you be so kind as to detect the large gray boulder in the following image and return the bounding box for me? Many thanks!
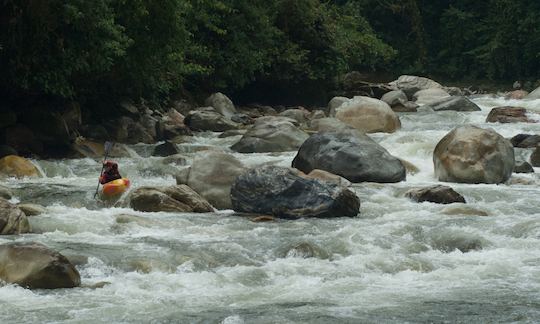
[531,146,540,167]
[413,88,450,105]
[0,198,30,234]
[334,96,401,133]
[389,75,443,98]
[525,86,540,99]
[433,125,514,184]
[425,96,481,112]
[327,96,349,116]
[175,152,246,209]
[381,90,407,106]
[128,185,214,213]
[0,242,80,289]
[231,117,309,153]
[231,166,360,219]
[292,131,406,183]
[204,92,237,118]
[184,108,239,132]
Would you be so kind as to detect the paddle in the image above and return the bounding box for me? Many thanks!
[94,141,114,198]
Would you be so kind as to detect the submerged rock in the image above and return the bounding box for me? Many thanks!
[282,242,328,259]
[425,96,481,112]
[0,242,80,289]
[128,185,214,213]
[0,198,30,234]
[231,166,360,219]
[433,125,514,184]
[334,96,401,133]
[510,134,540,148]
[405,185,466,204]
[531,146,540,167]
[292,130,406,183]
[514,161,534,173]
[0,155,41,178]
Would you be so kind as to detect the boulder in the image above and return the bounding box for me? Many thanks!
[308,118,352,133]
[128,185,214,213]
[510,134,540,148]
[175,152,246,209]
[531,146,540,167]
[157,109,191,139]
[292,131,406,183]
[310,110,326,120]
[0,185,12,199]
[486,107,531,123]
[389,75,443,98]
[204,92,237,118]
[152,141,180,157]
[0,145,17,159]
[334,96,401,133]
[0,242,80,289]
[4,124,43,155]
[444,87,464,96]
[0,198,30,234]
[161,154,188,166]
[231,117,309,153]
[0,155,41,178]
[231,166,360,219]
[327,96,349,116]
[514,161,534,173]
[72,138,131,159]
[381,90,407,106]
[279,109,309,124]
[231,113,254,125]
[110,117,154,144]
[433,125,514,184]
[391,101,419,112]
[300,169,352,187]
[218,129,247,138]
[79,124,109,141]
[424,96,481,112]
[506,90,529,99]
[405,185,466,204]
[413,88,450,105]
[17,203,47,216]
[184,109,239,132]
[525,86,540,99]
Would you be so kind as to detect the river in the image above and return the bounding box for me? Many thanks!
[1,96,539,323]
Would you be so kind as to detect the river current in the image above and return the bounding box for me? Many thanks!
[1,96,539,323]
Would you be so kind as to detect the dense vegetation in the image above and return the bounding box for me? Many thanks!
[1,0,539,108]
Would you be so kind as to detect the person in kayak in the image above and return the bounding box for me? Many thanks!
[99,160,122,184]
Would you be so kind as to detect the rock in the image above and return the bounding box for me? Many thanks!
[171,99,195,116]
[334,96,401,133]
[128,185,214,213]
[506,90,529,99]
[525,86,540,99]
[218,129,247,138]
[433,125,514,184]
[71,138,131,159]
[441,206,488,216]
[308,118,352,133]
[340,72,394,98]
[204,92,237,118]
[279,109,309,124]
[399,159,420,175]
[17,203,46,216]
[424,96,481,112]
[413,88,450,105]
[283,242,327,259]
[0,155,41,178]
[389,75,443,98]
[405,185,466,204]
[327,96,349,116]
[79,124,109,141]
[531,146,540,167]
[110,117,154,144]
[292,130,406,183]
[381,90,407,107]
[230,113,254,125]
[152,141,180,157]
[231,117,309,153]
[251,215,275,222]
[0,198,30,234]
[175,152,246,209]
[185,109,239,132]
[4,124,43,155]
[301,169,352,187]
[310,110,326,120]
[0,145,17,159]
[157,109,191,139]
[0,242,80,289]
[0,186,12,199]
[231,166,360,218]
[510,134,540,148]
[161,154,188,166]
[514,161,534,173]
[391,101,419,112]
[444,87,464,96]
[486,106,531,123]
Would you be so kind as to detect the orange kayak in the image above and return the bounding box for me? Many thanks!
[101,178,130,197]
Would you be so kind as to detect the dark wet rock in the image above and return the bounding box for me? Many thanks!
[128,185,214,213]
[218,129,247,138]
[204,92,237,118]
[334,96,401,133]
[0,155,41,178]
[0,242,80,289]
[111,117,154,144]
[157,109,191,139]
[185,108,239,132]
[486,106,532,123]
[434,125,514,184]
[425,96,481,112]
[175,152,246,209]
[231,166,360,219]
[79,124,109,141]
[405,185,466,204]
[531,146,540,167]
[389,75,443,98]
[231,117,308,153]
[0,198,30,234]
[0,145,18,159]
[0,185,12,199]
[292,131,406,183]
[152,141,180,157]
[231,113,254,125]
[283,242,328,259]
[17,203,46,216]
[510,134,540,148]
[514,161,534,173]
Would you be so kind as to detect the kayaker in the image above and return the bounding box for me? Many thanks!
[99,160,122,184]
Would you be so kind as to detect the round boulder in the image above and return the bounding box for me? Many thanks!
[327,96,349,116]
[292,130,406,183]
[185,108,239,132]
[433,125,514,183]
[231,166,360,219]
[486,106,531,123]
[413,88,450,105]
[389,75,443,98]
[405,185,466,204]
[0,242,80,289]
[425,96,481,112]
[335,96,401,133]
[204,92,237,118]
[0,198,30,234]
[0,155,41,178]
[128,185,214,213]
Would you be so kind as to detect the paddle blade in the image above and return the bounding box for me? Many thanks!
[104,141,114,154]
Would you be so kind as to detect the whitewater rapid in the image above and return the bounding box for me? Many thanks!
[1,96,539,323]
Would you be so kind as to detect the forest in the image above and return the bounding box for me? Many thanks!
[1,0,539,109]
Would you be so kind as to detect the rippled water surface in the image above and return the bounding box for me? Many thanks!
[1,96,540,323]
